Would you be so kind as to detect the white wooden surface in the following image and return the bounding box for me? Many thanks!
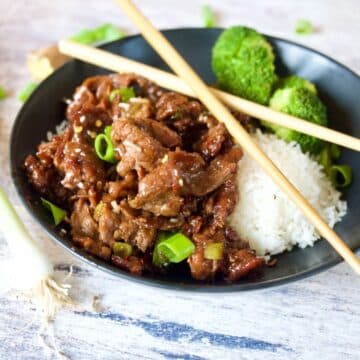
[0,0,360,359]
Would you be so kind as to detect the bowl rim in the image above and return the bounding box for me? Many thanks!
[10,27,360,292]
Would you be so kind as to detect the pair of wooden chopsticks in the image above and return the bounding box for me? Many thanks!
[59,39,360,152]
[59,0,360,274]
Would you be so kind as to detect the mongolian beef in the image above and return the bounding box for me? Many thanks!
[24,73,265,282]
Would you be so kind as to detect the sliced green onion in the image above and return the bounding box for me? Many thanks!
[70,29,96,45]
[113,242,133,258]
[153,232,195,266]
[41,198,67,225]
[329,165,352,188]
[330,144,341,160]
[201,5,216,28]
[0,86,6,100]
[94,23,125,43]
[104,125,112,140]
[70,23,125,45]
[94,133,117,163]
[295,19,314,35]
[109,87,135,102]
[204,242,223,260]
[318,145,332,174]
[18,82,38,102]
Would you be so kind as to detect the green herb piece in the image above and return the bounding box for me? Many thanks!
[202,5,216,28]
[329,165,352,188]
[319,144,332,173]
[204,242,223,260]
[41,198,67,225]
[94,133,117,163]
[109,87,135,102]
[330,143,341,160]
[113,242,133,258]
[295,19,314,35]
[70,23,125,45]
[0,86,6,100]
[153,232,195,266]
[104,125,112,140]
[18,82,38,102]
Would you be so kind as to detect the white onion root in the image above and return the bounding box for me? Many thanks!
[0,186,73,321]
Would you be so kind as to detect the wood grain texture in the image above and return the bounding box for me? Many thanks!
[0,1,359,359]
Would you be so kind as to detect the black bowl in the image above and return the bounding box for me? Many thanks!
[10,28,360,291]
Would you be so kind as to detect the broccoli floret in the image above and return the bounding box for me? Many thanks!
[265,87,327,153]
[212,26,277,105]
[276,75,317,95]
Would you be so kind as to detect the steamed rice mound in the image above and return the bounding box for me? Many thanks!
[229,131,347,256]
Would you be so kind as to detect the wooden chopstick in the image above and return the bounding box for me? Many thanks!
[58,39,360,152]
[114,0,360,274]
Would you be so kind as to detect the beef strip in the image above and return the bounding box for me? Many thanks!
[70,199,98,239]
[73,235,112,260]
[98,201,157,252]
[203,174,238,228]
[194,123,227,160]
[24,155,70,204]
[225,249,265,282]
[188,228,226,280]
[112,118,168,177]
[129,147,241,216]
[107,172,137,200]
[54,141,106,190]
[112,255,144,275]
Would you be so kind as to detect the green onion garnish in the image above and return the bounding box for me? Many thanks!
[41,198,67,225]
[319,144,332,173]
[319,144,352,187]
[153,232,195,266]
[0,86,6,100]
[18,82,38,102]
[109,87,135,102]
[295,19,314,35]
[94,133,117,163]
[104,125,112,140]
[70,23,125,45]
[113,242,133,258]
[204,242,223,260]
[330,143,341,160]
[329,165,352,188]
[201,5,216,28]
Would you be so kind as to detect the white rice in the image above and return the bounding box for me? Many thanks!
[229,130,347,256]
[46,120,68,141]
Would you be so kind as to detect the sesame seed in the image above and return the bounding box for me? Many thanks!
[111,200,121,214]
[119,103,130,110]
[87,130,97,139]
[78,182,84,189]
[130,97,149,104]
[95,119,103,127]
[169,218,178,223]
[79,115,86,123]
[161,154,169,163]
[74,125,83,133]
[74,148,81,153]
[178,178,184,186]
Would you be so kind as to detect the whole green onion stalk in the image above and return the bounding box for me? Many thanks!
[0,187,72,321]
